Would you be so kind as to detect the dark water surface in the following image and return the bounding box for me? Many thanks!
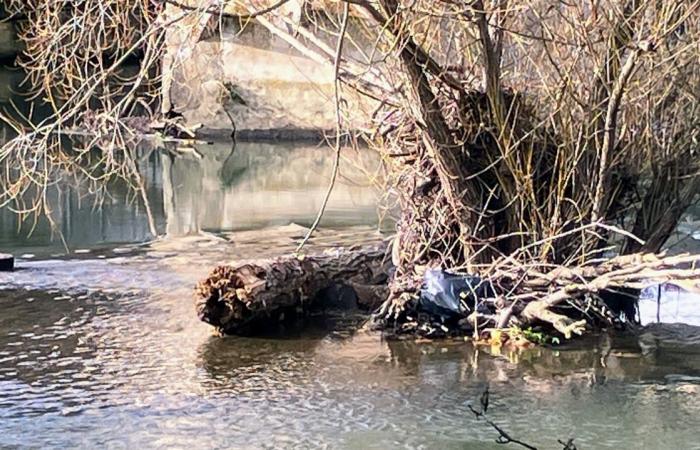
[1,143,700,449]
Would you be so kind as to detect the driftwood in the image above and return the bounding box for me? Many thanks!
[194,240,699,340]
[194,245,391,335]
[376,252,700,340]
[518,253,700,337]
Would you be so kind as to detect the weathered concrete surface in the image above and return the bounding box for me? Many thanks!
[171,41,338,133]
[1,1,370,134]
[164,8,371,135]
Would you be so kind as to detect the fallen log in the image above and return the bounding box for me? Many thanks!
[194,245,391,335]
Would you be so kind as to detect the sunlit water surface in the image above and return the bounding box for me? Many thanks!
[0,142,699,449]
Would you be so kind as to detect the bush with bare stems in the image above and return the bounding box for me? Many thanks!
[1,1,699,340]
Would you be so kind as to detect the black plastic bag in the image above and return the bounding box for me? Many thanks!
[419,269,493,320]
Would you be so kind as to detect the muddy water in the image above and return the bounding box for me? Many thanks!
[1,143,700,449]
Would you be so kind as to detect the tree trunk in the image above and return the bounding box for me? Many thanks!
[194,245,391,335]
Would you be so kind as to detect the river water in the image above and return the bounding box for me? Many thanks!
[1,141,700,449]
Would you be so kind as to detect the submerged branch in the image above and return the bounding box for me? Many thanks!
[468,388,578,449]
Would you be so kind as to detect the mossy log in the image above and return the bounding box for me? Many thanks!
[194,245,391,335]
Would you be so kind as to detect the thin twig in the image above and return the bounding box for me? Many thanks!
[296,2,350,253]
[468,404,538,450]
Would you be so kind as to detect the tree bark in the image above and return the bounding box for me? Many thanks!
[194,245,391,335]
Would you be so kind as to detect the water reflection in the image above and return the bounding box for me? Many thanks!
[161,141,380,235]
[190,330,700,450]
[0,140,381,255]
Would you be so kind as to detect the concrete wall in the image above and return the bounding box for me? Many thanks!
[165,16,369,135]
[0,4,369,135]
[171,39,337,133]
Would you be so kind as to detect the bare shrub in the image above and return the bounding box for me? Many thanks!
[1,0,698,336]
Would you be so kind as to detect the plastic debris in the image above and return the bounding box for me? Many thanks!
[419,269,493,319]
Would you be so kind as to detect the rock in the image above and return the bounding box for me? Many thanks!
[0,253,14,271]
